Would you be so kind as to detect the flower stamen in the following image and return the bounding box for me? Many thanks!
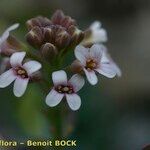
[55,85,74,94]
[15,67,28,79]
[86,59,97,71]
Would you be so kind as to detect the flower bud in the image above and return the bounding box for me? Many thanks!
[40,43,58,61]
[26,26,43,48]
[26,10,84,53]
[26,16,51,30]
[51,10,65,24]
[55,30,70,49]
[0,36,22,56]
[68,26,84,45]
[43,27,54,43]
[30,71,42,82]
[7,36,22,49]
[70,60,83,73]
[51,10,76,28]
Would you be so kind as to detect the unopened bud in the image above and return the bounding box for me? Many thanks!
[68,26,84,45]
[43,27,54,43]
[30,71,42,82]
[26,19,41,30]
[41,43,58,61]
[51,10,76,28]
[61,16,76,28]
[74,29,84,44]
[26,26,43,48]
[0,36,22,56]
[51,10,65,24]
[70,60,83,73]
[26,16,51,30]
[55,30,70,49]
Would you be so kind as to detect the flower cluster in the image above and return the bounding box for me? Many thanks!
[0,10,121,111]
[26,10,84,61]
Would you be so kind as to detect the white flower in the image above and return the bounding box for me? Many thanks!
[75,44,116,85]
[0,23,19,53]
[46,70,85,111]
[82,21,107,45]
[0,52,42,97]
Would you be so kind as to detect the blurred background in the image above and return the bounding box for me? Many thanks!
[0,0,150,150]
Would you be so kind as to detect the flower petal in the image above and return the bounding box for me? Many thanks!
[23,61,42,75]
[74,45,89,65]
[66,94,81,111]
[111,62,122,77]
[10,52,26,67]
[13,77,29,97]
[0,23,19,44]
[96,63,116,78]
[90,21,107,43]
[69,74,85,92]
[92,29,107,43]
[90,21,102,30]
[0,69,16,88]
[100,49,122,77]
[83,69,98,85]
[52,70,67,85]
[0,32,9,44]
[5,23,20,33]
[90,44,103,60]
[101,48,110,63]
[46,89,64,107]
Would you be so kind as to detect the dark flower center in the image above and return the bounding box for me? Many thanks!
[55,85,74,94]
[85,59,97,71]
[15,67,28,79]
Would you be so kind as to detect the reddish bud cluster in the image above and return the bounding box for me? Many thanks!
[26,10,84,59]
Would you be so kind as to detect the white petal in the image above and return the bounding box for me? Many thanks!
[84,69,98,85]
[0,69,16,88]
[96,63,116,78]
[90,21,102,30]
[5,23,19,33]
[100,49,122,77]
[90,21,107,43]
[0,23,19,44]
[66,94,81,111]
[101,48,110,63]
[23,61,42,75]
[10,52,26,67]
[69,74,85,92]
[74,45,89,65]
[92,29,107,43]
[90,44,103,60]
[52,70,67,85]
[111,63,122,77]
[13,77,29,97]
[0,32,9,44]
[46,89,64,107]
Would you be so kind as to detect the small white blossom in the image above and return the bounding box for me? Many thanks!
[75,44,116,85]
[82,21,107,45]
[0,52,42,97]
[46,70,85,111]
[0,23,19,53]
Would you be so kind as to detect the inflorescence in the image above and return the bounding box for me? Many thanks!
[0,10,121,111]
